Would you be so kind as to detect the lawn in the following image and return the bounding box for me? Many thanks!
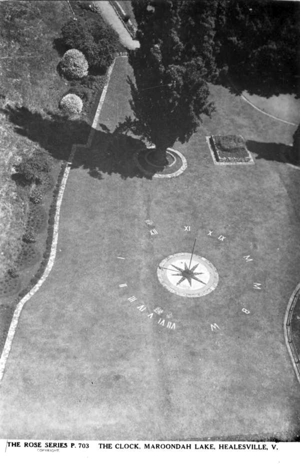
[0,0,121,349]
[0,56,299,441]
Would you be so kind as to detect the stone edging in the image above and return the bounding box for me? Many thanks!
[134,148,187,178]
[206,136,255,166]
[283,283,300,382]
[0,57,120,383]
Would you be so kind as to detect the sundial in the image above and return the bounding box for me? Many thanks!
[157,242,219,298]
[116,173,263,332]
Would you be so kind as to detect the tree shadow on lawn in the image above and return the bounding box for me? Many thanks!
[1,105,160,180]
[247,139,299,167]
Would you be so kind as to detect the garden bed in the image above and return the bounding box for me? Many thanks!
[207,134,254,165]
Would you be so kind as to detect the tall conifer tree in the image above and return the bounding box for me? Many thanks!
[128,0,214,162]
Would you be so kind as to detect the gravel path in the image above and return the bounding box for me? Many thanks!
[93,1,139,50]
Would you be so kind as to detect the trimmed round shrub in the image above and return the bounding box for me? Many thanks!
[60,93,83,115]
[61,18,119,72]
[59,49,89,80]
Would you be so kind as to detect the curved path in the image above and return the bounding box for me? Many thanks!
[284,284,300,382]
[227,76,299,127]
[241,93,299,127]
[92,1,139,50]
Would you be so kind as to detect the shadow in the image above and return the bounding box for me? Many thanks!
[0,104,164,180]
[52,37,68,57]
[247,140,299,166]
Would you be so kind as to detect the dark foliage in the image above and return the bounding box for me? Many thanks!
[180,0,220,83]
[60,16,119,72]
[30,186,43,204]
[23,231,36,243]
[16,152,52,185]
[215,0,300,96]
[15,243,41,270]
[26,204,47,235]
[128,0,214,155]
[0,274,21,297]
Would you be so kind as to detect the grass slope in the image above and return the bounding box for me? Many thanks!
[0,57,299,440]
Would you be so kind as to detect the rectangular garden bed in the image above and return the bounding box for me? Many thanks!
[206,134,254,165]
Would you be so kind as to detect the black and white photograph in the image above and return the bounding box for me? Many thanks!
[0,0,299,462]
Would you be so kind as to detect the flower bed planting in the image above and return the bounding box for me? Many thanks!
[208,134,254,164]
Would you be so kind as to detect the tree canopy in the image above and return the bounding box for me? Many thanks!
[215,0,300,96]
[127,0,214,157]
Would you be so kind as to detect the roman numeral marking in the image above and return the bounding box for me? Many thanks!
[167,322,176,330]
[128,296,137,302]
[150,229,158,235]
[119,283,127,288]
[158,318,165,327]
[154,307,164,315]
[218,235,226,241]
[253,283,262,290]
[137,305,146,312]
[243,255,253,262]
[184,226,191,231]
[211,323,220,332]
[207,230,213,236]
[145,219,154,226]
[117,256,125,260]
[147,313,153,319]
[242,308,250,314]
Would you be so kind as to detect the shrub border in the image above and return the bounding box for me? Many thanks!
[0,57,120,383]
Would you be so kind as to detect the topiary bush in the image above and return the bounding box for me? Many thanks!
[59,48,89,80]
[59,93,83,115]
[60,17,119,72]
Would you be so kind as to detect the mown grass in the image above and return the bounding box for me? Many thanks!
[1,56,298,440]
